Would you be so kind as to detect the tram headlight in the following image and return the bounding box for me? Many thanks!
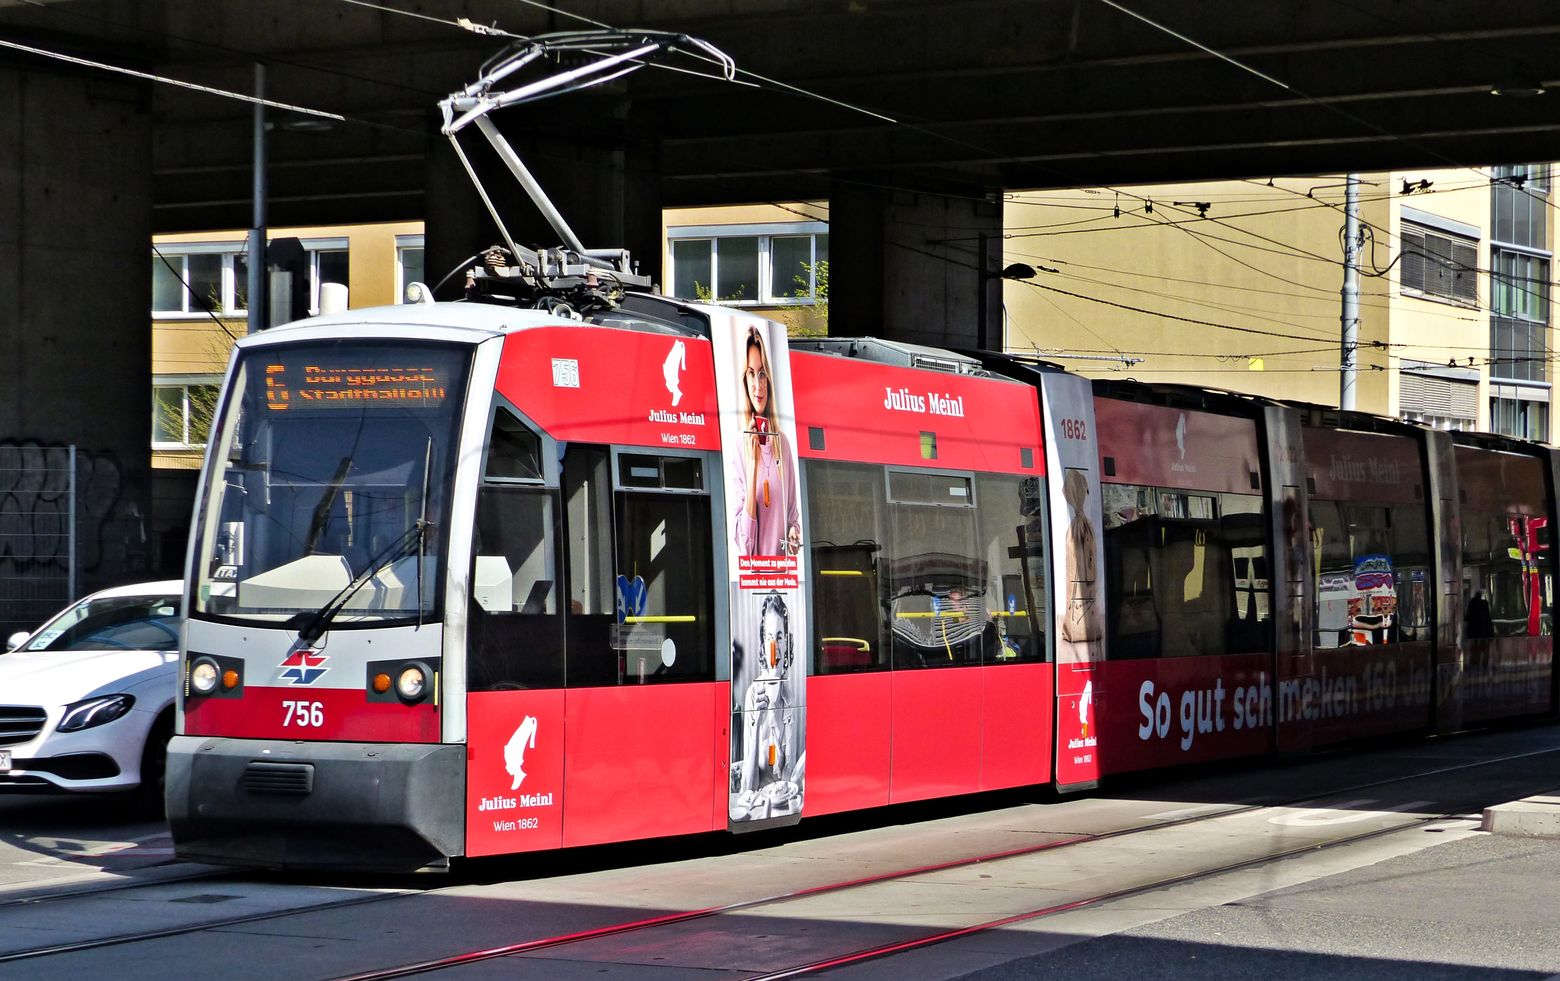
[396,662,431,703]
[190,657,220,695]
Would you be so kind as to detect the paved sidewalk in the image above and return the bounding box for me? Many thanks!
[950,800,1560,981]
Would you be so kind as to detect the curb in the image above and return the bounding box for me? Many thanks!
[1481,794,1560,837]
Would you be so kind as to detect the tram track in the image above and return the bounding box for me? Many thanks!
[327,741,1557,981]
[0,882,422,965]
[1,739,1552,974]
[741,808,1468,981]
[0,864,230,911]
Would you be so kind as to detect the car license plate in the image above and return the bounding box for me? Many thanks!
[0,749,9,771]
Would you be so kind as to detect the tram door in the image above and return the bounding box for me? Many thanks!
[558,445,722,848]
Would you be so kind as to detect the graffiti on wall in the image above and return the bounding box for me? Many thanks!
[0,440,145,633]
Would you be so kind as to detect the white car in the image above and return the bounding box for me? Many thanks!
[0,581,182,809]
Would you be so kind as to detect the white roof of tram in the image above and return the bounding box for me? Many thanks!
[233,302,574,349]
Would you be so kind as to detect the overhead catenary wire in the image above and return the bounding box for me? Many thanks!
[25,2,1530,383]
[31,0,1540,331]
[1096,0,1560,223]
[1004,183,1555,314]
[889,238,1369,345]
[0,37,343,122]
[1001,250,1485,326]
[25,0,445,104]
[84,0,1517,334]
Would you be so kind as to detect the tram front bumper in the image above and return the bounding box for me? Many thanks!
[166,735,465,872]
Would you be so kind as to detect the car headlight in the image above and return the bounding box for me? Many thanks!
[57,694,136,732]
[190,657,220,695]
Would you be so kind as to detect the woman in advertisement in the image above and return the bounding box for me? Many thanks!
[732,324,802,556]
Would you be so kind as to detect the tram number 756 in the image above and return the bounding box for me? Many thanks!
[282,700,325,728]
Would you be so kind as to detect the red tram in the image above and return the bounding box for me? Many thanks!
[165,30,1559,871]
[166,295,1559,871]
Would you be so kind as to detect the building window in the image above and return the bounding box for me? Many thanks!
[153,381,221,448]
[152,247,247,316]
[1490,248,1550,384]
[310,246,350,313]
[1491,250,1549,323]
[396,235,425,303]
[1490,395,1549,441]
[1400,223,1478,305]
[1398,365,1477,430]
[1492,164,1550,194]
[667,225,828,304]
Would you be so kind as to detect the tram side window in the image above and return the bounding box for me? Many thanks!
[469,486,563,689]
[1310,500,1431,648]
[563,446,716,687]
[1101,484,1271,659]
[563,445,616,685]
[1222,493,1271,654]
[975,473,1047,662]
[806,461,888,674]
[1103,484,1158,659]
[1461,509,1552,639]
[885,470,986,669]
[611,458,715,685]
[484,409,544,480]
[468,408,563,690]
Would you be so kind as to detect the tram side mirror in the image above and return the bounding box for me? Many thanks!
[6,631,28,652]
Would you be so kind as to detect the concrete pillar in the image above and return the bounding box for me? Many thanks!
[424,107,662,301]
[0,56,155,626]
[830,176,1003,350]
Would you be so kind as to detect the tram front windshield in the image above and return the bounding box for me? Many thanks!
[191,339,471,626]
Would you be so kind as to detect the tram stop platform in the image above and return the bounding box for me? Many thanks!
[1481,792,1560,837]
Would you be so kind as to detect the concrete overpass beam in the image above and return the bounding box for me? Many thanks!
[0,58,155,624]
[829,175,1002,351]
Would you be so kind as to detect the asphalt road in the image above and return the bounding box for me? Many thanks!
[0,793,177,894]
[1,724,1558,980]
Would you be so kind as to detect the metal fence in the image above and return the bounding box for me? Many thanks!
[0,444,75,640]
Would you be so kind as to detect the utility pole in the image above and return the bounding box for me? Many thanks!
[1339,173,1361,411]
[247,63,268,333]
[976,232,995,351]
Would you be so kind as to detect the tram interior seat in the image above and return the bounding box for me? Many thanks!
[512,536,554,613]
[518,579,553,615]
[474,555,513,611]
[821,638,873,670]
[473,554,555,616]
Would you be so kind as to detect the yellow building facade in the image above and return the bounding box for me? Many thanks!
[1001,167,1553,439]
[153,174,1553,475]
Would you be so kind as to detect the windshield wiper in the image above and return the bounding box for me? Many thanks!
[304,457,352,553]
[286,438,437,644]
[285,524,424,644]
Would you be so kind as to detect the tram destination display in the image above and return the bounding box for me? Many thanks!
[264,362,450,411]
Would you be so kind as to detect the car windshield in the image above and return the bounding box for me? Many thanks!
[20,594,182,652]
[191,338,471,626]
